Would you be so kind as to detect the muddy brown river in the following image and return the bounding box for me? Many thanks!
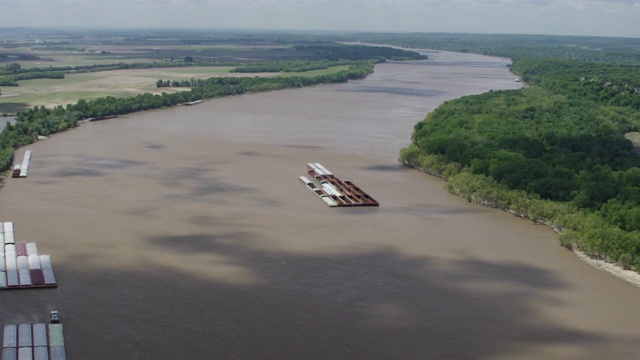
[2,51,640,359]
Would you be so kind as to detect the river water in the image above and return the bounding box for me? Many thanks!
[2,50,640,359]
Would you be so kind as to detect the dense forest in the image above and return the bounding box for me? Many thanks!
[400,50,640,270]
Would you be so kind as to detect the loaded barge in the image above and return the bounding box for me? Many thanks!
[2,312,67,360]
[12,150,32,178]
[1,222,58,290]
[300,163,379,207]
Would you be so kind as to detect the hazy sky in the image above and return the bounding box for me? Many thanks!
[1,0,639,38]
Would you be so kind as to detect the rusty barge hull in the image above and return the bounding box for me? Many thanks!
[300,163,379,207]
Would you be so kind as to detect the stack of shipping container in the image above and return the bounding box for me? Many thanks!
[1,222,57,290]
[3,322,67,360]
[12,150,32,178]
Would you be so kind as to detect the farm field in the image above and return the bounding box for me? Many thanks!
[0,66,277,113]
[0,31,325,113]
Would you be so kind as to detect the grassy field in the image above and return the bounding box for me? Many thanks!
[0,64,351,113]
[286,65,351,77]
[0,31,346,113]
[0,66,287,113]
[626,132,640,152]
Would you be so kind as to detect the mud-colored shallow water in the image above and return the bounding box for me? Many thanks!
[2,51,640,359]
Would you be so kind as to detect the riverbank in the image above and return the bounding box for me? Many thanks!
[403,157,640,290]
[573,246,640,289]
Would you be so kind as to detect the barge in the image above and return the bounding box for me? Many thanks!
[183,100,203,106]
[300,163,379,207]
[12,150,32,178]
[2,313,67,360]
[1,222,58,290]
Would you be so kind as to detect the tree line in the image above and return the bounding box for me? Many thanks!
[400,57,640,271]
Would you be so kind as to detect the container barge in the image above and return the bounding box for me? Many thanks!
[2,313,67,360]
[1,222,58,290]
[12,151,32,178]
[300,163,379,207]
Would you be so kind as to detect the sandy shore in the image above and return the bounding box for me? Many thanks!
[573,246,640,289]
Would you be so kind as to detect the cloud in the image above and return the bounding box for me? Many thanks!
[1,0,639,37]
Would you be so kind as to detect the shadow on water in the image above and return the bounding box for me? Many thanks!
[4,233,636,360]
[47,156,147,178]
[0,102,29,114]
[282,144,326,150]
[341,86,447,97]
[144,142,166,150]
[362,164,407,172]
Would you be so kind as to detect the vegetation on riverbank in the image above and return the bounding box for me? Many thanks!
[400,54,640,271]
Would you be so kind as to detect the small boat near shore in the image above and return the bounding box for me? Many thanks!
[183,100,203,106]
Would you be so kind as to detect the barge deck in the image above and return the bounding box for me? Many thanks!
[300,163,379,207]
[1,222,58,290]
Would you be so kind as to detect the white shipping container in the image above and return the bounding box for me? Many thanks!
[38,255,52,269]
[47,324,64,346]
[3,324,17,348]
[5,232,15,244]
[18,347,33,360]
[5,244,15,255]
[2,347,17,360]
[6,255,17,271]
[0,271,6,288]
[43,269,56,285]
[0,233,4,244]
[28,255,41,270]
[4,222,13,233]
[49,346,66,360]
[0,222,3,233]
[315,163,332,175]
[32,324,47,347]
[6,271,19,286]
[26,243,38,256]
[17,324,32,348]
[18,270,32,286]
[321,196,338,207]
[0,257,5,272]
[33,347,49,360]
[17,256,28,271]
[322,184,342,197]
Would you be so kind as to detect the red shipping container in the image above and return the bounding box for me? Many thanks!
[15,243,28,257]
[30,269,45,286]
